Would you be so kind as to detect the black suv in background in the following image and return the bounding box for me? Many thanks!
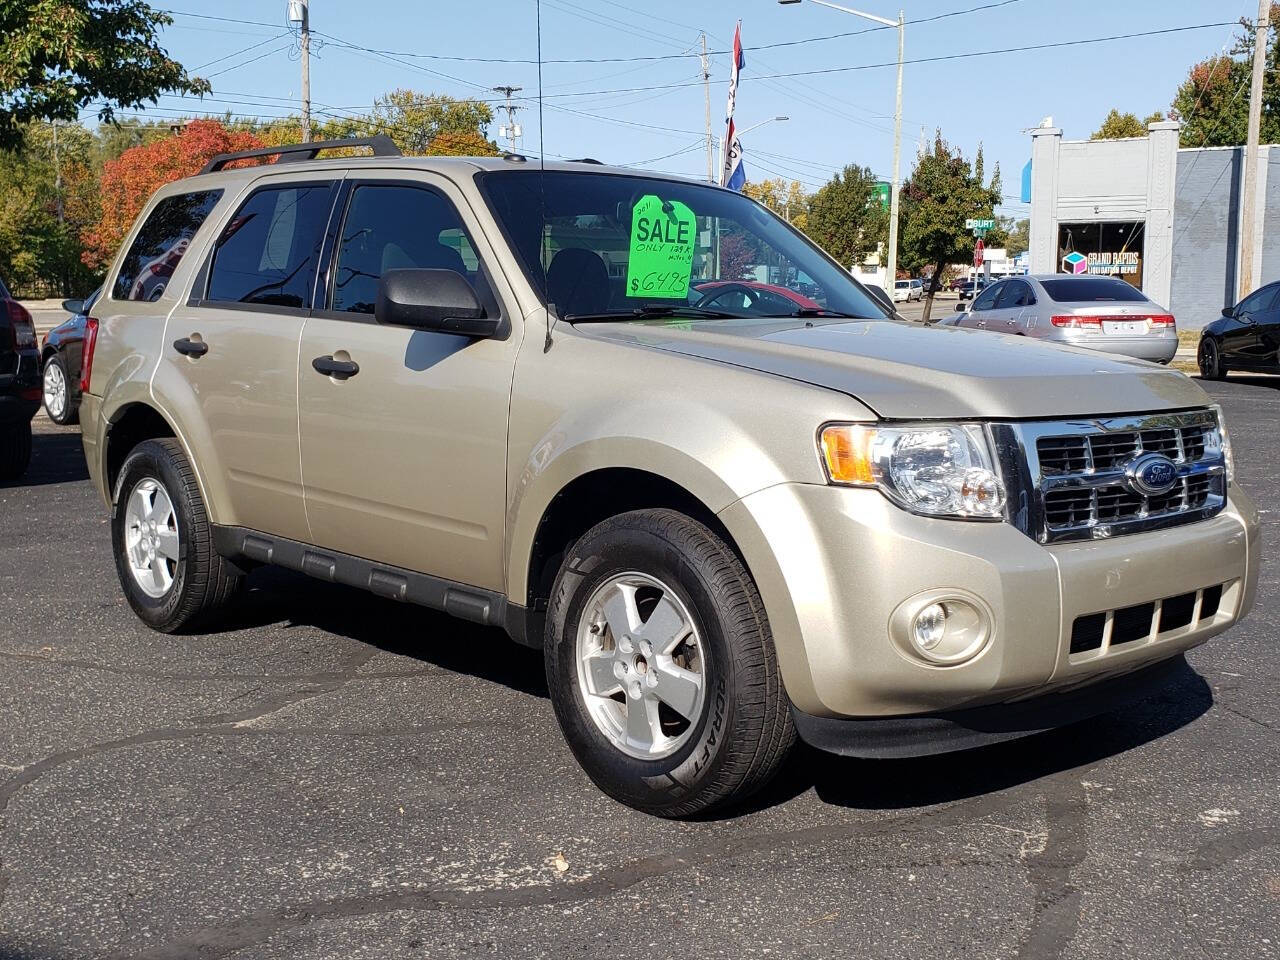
[0,276,41,480]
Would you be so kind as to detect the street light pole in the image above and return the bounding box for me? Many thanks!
[735,115,790,140]
[779,0,904,290]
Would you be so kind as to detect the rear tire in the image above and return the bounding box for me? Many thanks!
[112,438,242,632]
[42,354,79,425]
[0,420,33,482]
[1197,337,1227,380]
[545,508,795,817]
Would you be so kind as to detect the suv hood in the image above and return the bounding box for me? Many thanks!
[583,318,1209,419]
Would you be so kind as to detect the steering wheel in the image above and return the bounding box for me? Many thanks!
[695,283,761,311]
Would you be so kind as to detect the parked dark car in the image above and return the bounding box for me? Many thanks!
[40,286,100,425]
[0,276,41,480]
[1198,280,1280,379]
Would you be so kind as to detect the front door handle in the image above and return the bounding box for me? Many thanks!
[173,337,208,357]
[312,355,360,379]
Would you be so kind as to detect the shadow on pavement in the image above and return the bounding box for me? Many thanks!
[1,429,88,489]
[218,565,549,699]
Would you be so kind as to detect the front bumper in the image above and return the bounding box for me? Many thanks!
[790,653,1195,758]
[719,481,1259,719]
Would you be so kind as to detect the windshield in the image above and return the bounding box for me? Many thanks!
[1040,277,1148,303]
[479,170,887,321]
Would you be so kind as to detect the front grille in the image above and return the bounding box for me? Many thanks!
[1069,582,1230,658]
[1000,410,1228,544]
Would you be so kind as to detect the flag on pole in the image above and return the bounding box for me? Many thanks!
[720,22,746,191]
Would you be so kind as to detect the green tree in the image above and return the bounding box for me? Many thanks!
[0,121,100,295]
[1172,6,1280,147]
[743,177,809,234]
[899,132,1001,323]
[364,90,494,156]
[1002,217,1030,259]
[1091,109,1147,140]
[805,164,887,270]
[0,0,209,150]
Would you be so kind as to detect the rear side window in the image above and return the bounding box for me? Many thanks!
[1041,277,1147,303]
[112,190,222,302]
[206,182,335,309]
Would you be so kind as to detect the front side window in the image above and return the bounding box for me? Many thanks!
[206,183,335,309]
[1235,284,1277,316]
[479,170,886,321]
[113,190,222,302]
[972,284,1002,311]
[331,185,487,315]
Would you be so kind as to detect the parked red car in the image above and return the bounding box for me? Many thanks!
[691,280,823,315]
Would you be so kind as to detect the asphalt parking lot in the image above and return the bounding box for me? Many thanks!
[1,377,1277,960]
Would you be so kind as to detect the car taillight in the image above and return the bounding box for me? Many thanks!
[80,317,99,394]
[1050,315,1102,328]
[1149,314,1175,327]
[5,299,37,349]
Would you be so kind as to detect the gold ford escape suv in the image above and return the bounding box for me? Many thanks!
[78,137,1260,816]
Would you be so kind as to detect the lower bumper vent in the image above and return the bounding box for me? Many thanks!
[1069,583,1228,658]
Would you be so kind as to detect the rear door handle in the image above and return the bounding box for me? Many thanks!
[173,337,208,357]
[312,355,360,379]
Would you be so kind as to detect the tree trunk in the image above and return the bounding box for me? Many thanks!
[921,259,946,324]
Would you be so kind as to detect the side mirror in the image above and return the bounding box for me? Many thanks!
[62,299,84,315]
[1221,306,1234,318]
[375,268,497,337]
[954,303,967,312]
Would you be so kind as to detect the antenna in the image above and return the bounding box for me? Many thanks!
[537,0,556,352]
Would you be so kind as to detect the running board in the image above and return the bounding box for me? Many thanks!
[211,525,511,630]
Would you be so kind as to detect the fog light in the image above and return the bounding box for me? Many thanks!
[912,603,947,651]
[893,593,991,665]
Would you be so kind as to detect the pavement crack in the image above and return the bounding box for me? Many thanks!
[117,792,1022,960]
[0,649,441,684]
[1012,781,1088,960]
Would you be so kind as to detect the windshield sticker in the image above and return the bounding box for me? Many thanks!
[626,194,696,299]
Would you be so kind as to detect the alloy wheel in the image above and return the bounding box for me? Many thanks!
[124,477,180,598]
[575,571,707,760]
[42,362,67,420]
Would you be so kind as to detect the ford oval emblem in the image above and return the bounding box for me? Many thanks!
[1125,453,1179,496]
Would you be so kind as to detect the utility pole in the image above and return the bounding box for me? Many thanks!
[1238,0,1270,300]
[699,32,713,182]
[885,9,904,294]
[492,85,523,153]
[288,0,311,142]
[51,120,63,225]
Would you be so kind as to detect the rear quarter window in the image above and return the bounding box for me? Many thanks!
[112,190,223,302]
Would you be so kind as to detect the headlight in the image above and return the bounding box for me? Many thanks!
[819,422,1006,519]
[1209,404,1235,482]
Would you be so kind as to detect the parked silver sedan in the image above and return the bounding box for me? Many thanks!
[949,274,1178,363]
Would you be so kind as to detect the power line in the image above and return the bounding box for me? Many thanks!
[190,32,292,71]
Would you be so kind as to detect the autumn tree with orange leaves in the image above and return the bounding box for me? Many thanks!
[81,119,262,269]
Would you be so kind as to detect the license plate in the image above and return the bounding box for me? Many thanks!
[1103,320,1144,335]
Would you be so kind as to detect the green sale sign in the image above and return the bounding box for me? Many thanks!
[626,194,697,299]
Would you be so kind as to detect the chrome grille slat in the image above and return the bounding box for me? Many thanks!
[996,410,1227,544]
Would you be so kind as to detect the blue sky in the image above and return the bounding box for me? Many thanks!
[133,0,1252,216]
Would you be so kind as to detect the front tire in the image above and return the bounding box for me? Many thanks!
[545,509,795,817]
[42,354,78,425]
[112,438,242,632]
[0,420,33,482]
[1198,337,1227,380]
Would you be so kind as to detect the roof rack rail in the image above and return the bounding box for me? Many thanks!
[199,135,401,174]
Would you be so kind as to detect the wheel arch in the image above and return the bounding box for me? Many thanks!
[512,464,749,649]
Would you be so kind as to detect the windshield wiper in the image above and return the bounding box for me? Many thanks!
[761,307,866,319]
[564,305,745,322]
